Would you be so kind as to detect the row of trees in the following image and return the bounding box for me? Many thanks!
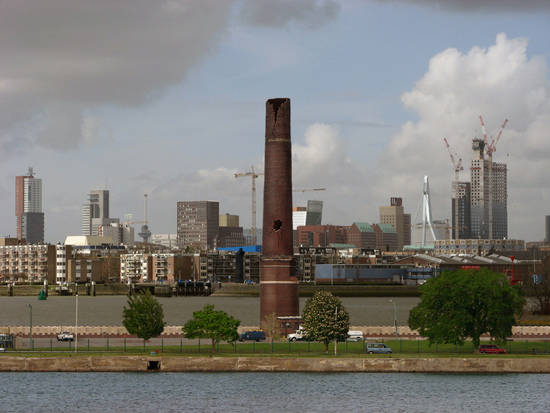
[123,267,528,353]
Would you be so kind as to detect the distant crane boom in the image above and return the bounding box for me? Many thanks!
[234,166,264,246]
[293,188,326,193]
[443,137,463,182]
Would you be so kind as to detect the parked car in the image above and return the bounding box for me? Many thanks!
[479,344,506,354]
[346,331,364,342]
[287,327,308,342]
[57,331,74,342]
[366,343,392,354]
[239,331,266,342]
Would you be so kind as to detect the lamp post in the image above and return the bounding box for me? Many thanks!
[334,307,338,355]
[75,292,78,352]
[389,299,398,337]
[27,304,33,350]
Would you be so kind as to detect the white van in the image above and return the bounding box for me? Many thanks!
[346,330,364,342]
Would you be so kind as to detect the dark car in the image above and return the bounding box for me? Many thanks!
[479,344,506,354]
[239,331,266,342]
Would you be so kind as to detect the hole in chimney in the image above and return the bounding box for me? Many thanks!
[273,220,282,232]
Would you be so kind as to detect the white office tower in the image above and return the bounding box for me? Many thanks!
[470,139,507,239]
[82,190,119,236]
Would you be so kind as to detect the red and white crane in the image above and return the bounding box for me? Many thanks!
[443,137,464,182]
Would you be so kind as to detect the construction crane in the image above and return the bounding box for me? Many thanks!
[234,166,263,246]
[443,137,464,240]
[443,138,463,182]
[479,115,508,239]
[293,188,326,193]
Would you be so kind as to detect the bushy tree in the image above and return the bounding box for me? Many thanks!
[409,269,525,350]
[122,290,166,341]
[183,304,240,353]
[302,291,350,353]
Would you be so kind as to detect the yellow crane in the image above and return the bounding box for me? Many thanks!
[234,166,263,245]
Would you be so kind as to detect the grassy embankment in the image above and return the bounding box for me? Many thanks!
[5,339,550,357]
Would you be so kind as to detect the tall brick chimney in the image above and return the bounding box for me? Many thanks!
[260,98,299,325]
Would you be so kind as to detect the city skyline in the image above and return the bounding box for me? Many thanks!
[1,1,549,243]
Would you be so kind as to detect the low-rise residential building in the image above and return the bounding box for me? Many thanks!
[434,239,525,255]
[0,243,58,283]
[120,253,152,284]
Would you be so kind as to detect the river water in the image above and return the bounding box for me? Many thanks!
[1,372,549,412]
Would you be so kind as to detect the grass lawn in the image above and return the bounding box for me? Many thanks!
[4,338,550,357]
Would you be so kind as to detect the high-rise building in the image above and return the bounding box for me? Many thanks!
[451,181,471,239]
[81,190,119,236]
[305,200,323,225]
[379,197,411,250]
[546,216,550,243]
[470,139,507,239]
[176,201,219,250]
[292,200,323,230]
[15,167,44,243]
[219,213,239,227]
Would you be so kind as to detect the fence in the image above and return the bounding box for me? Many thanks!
[10,337,550,355]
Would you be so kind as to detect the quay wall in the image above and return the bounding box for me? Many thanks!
[2,325,550,338]
[1,356,550,373]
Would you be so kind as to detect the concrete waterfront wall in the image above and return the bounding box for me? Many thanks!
[1,356,550,373]
[2,325,550,338]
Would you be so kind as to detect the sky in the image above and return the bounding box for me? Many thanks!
[1,0,549,243]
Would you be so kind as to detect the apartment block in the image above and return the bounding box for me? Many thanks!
[120,253,152,284]
[177,201,219,250]
[0,243,57,283]
[434,238,524,255]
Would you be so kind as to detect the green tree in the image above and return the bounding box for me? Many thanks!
[183,304,240,353]
[409,269,525,350]
[122,290,166,341]
[302,290,350,353]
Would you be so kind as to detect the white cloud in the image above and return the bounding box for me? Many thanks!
[374,33,550,240]
[0,1,341,158]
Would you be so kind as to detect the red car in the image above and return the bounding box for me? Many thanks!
[479,344,506,354]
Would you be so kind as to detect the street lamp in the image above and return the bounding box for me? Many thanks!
[75,292,79,352]
[334,307,338,355]
[27,304,33,350]
[389,299,398,337]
